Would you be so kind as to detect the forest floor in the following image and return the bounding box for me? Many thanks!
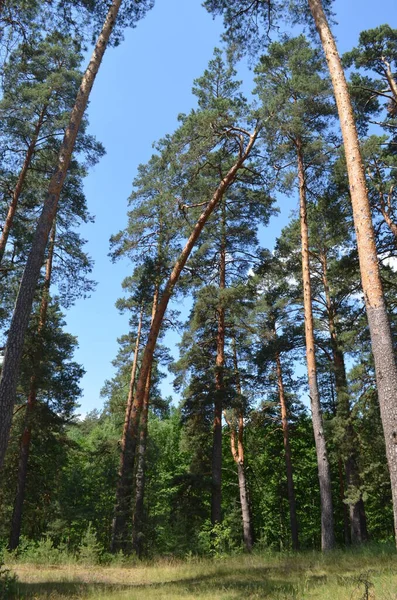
[5,548,397,599]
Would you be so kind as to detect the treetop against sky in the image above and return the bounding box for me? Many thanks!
[64,0,396,414]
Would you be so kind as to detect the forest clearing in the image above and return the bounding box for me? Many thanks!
[4,549,397,599]
[2,0,397,597]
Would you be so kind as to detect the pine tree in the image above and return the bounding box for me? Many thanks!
[205,0,397,546]
[254,35,336,550]
[116,50,262,502]
[0,0,154,470]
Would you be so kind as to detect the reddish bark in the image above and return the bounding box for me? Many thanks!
[297,140,335,550]
[0,103,48,264]
[125,128,259,487]
[223,339,254,552]
[0,0,123,471]
[308,0,397,545]
[132,286,159,557]
[111,305,144,553]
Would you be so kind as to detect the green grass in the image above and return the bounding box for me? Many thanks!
[5,546,397,599]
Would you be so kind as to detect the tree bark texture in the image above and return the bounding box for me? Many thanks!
[0,103,48,264]
[308,0,397,544]
[8,221,56,550]
[132,285,159,557]
[320,251,368,544]
[297,141,335,551]
[275,350,299,550]
[0,0,122,471]
[124,129,259,485]
[212,200,226,526]
[111,304,144,553]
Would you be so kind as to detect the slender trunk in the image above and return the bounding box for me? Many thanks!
[320,250,368,544]
[131,366,152,557]
[111,304,144,553]
[378,205,397,240]
[132,286,159,557]
[345,455,369,544]
[125,129,259,483]
[0,0,122,471]
[275,349,299,550]
[212,201,226,526]
[0,103,48,264]
[297,140,335,550]
[8,221,56,550]
[234,339,254,551]
[383,61,397,104]
[309,0,397,545]
[338,457,351,545]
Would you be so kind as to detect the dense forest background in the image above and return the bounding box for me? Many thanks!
[0,0,397,563]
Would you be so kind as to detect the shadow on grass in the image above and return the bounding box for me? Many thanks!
[14,567,307,599]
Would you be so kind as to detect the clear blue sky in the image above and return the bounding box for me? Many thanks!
[64,0,396,415]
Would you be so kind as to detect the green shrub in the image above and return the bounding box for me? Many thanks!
[197,519,241,557]
[13,536,73,565]
[0,558,18,600]
[78,523,102,565]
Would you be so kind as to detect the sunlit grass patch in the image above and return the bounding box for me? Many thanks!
[6,546,397,599]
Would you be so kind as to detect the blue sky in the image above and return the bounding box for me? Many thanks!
[64,0,396,414]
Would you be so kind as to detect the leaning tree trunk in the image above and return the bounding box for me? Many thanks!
[212,199,226,526]
[297,140,335,551]
[125,129,259,481]
[0,0,123,471]
[111,304,144,554]
[8,221,56,550]
[275,348,299,551]
[320,250,368,544]
[132,284,159,557]
[308,0,397,544]
[0,103,48,264]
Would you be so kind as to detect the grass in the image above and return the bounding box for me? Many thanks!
[5,546,397,599]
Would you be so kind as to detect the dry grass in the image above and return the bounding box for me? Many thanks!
[6,548,397,599]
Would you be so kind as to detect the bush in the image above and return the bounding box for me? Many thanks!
[11,536,73,565]
[197,519,241,557]
[78,523,102,565]
[0,558,18,599]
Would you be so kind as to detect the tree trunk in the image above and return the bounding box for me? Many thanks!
[320,250,368,544]
[111,304,144,554]
[125,129,259,483]
[383,60,397,104]
[132,285,159,557]
[297,140,335,551]
[275,349,299,550]
[131,366,152,557]
[212,200,226,526]
[338,457,351,545]
[308,0,397,546]
[0,0,122,471]
[234,338,254,551]
[0,103,48,264]
[8,221,56,550]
